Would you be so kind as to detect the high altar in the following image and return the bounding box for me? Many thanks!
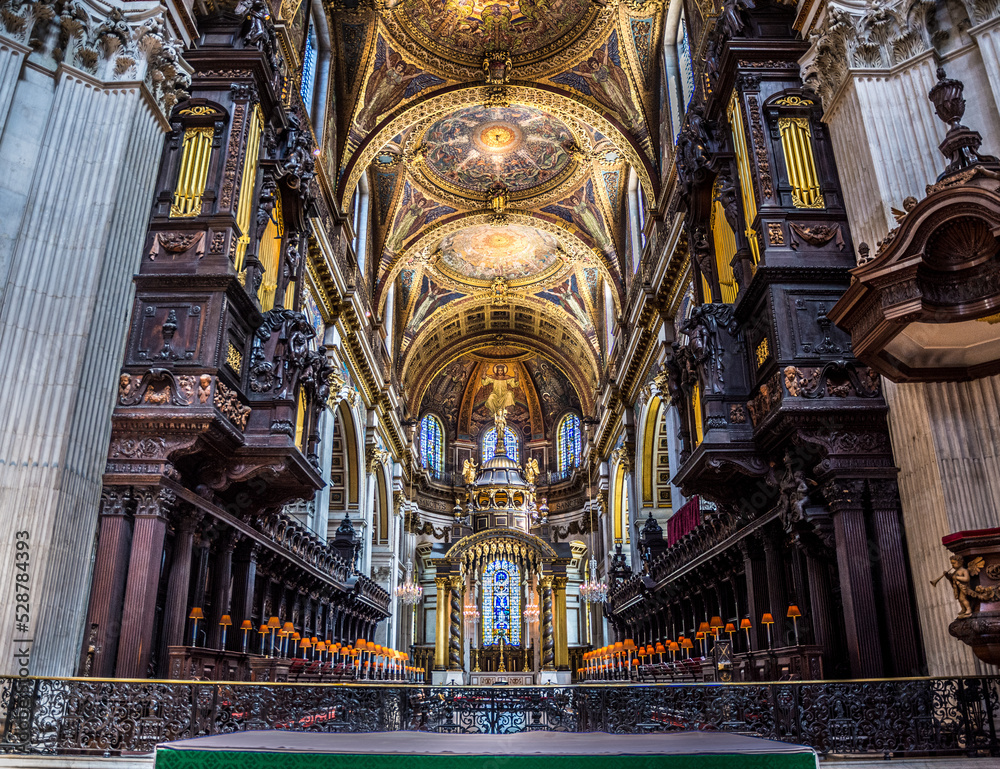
[428,412,574,685]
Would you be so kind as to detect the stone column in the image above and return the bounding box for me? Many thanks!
[449,575,463,671]
[553,576,569,670]
[540,577,555,670]
[231,541,259,650]
[869,479,922,676]
[824,479,883,678]
[115,488,173,678]
[208,531,237,649]
[0,15,185,676]
[805,550,836,659]
[433,577,449,670]
[162,511,200,651]
[81,488,133,677]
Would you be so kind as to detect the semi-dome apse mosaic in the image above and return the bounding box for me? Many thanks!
[396,0,593,63]
[438,224,561,284]
[423,106,574,194]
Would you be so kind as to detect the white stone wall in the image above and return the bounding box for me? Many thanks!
[803,1,1000,675]
[0,1,187,676]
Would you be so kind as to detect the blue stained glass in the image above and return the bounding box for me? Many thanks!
[301,26,317,113]
[557,413,581,473]
[677,12,694,109]
[482,558,521,645]
[418,414,443,477]
[482,426,519,463]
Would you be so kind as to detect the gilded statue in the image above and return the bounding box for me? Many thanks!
[494,407,508,436]
[462,458,478,485]
[931,555,997,618]
[524,457,540,485]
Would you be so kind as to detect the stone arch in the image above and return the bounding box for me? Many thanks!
[338,83,658,214]
[375,208,623,318]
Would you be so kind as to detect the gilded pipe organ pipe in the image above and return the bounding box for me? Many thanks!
[727,94,761,264]
[170,127,214,218]
[778,117,825,209]
[234,105,264,273]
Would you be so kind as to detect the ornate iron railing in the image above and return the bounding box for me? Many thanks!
[0,677,997,757]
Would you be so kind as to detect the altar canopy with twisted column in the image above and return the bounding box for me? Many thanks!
[427,411,574,684]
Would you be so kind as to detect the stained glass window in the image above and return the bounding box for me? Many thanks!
[482,426,519,463]
[482,558,521,646]
[301,25,318,113]
[418,414,443,477]
[557,413,581,473]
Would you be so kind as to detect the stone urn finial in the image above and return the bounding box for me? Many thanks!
[928,67,999,179]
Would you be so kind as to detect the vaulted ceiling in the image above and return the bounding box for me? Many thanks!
[325,0,666,429]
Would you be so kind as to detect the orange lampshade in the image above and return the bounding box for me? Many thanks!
[356,638,366,647]
[655,643,665,653]
[315,642,326,652]
[241,620,253,631]
[614,641,624,650]
[258,624,268,635]
[267,616,281,629]
[740,618,752,630]
[669,642,680,651]
[761,613,775,625]
[292,632,301,641]
[624,639,636,651]
[710,616,724,629]
[695,631,705,640]
[697,621,710,634]
[680,638,693,648]
[787,605,802,619]
[724,623,736,633]
[300,638,311,649]
[189,607,204,620]
[219,614,232,627]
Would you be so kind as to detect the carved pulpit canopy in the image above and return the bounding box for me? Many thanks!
[829,69,1000,382]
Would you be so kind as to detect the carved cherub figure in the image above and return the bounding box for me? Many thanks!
[931,555,982,618]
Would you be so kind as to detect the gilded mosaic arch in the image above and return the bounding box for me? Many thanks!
[338,84,658,215]
[375,209,622,317]
[404,331,598,418]
[373,2,621,81]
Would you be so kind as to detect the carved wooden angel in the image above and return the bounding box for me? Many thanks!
[931,555,990,618]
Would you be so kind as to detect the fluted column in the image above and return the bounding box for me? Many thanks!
[540,576,555,670]
[81,488,133,677]
[231,541,259,650]
[869,479,922,676]
[115,488,173,678]
[208,531,237,650]
[740,538,767,651]
[162,511,200,655]
[762,529,788,646]
[434,577,449,670]
[553,576,569,670]
[449,575,463,671]
[824,479,883,678]
[0,48,176,676]
[805,550,835,658]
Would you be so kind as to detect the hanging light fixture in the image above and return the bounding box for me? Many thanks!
[580,557,609,604]
[395,560,423,605]
[524,595,540,622]
[463,601,480,628]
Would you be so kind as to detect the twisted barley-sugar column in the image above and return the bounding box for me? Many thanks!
[540,576,555,670]
[434,577,449,670]
[449,575,463,671]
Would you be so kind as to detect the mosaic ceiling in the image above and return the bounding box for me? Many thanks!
[327,0,665,410]
[422,106,576,195]
[394,0,597,66]
[437,224,564,286]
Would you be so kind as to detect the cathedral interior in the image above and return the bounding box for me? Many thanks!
[2,0,1000,757]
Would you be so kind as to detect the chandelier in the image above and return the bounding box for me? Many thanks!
[524,598,540,622]
[395,560,423,605]
[463,603,480,624]
[579,557,609,604]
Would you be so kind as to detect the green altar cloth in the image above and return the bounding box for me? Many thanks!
[155,730,818,769]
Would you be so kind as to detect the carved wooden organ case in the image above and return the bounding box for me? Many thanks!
[108,10,334,519]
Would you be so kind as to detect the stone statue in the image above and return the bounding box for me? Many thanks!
[524,457,540,485]
[462,458,478,485]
